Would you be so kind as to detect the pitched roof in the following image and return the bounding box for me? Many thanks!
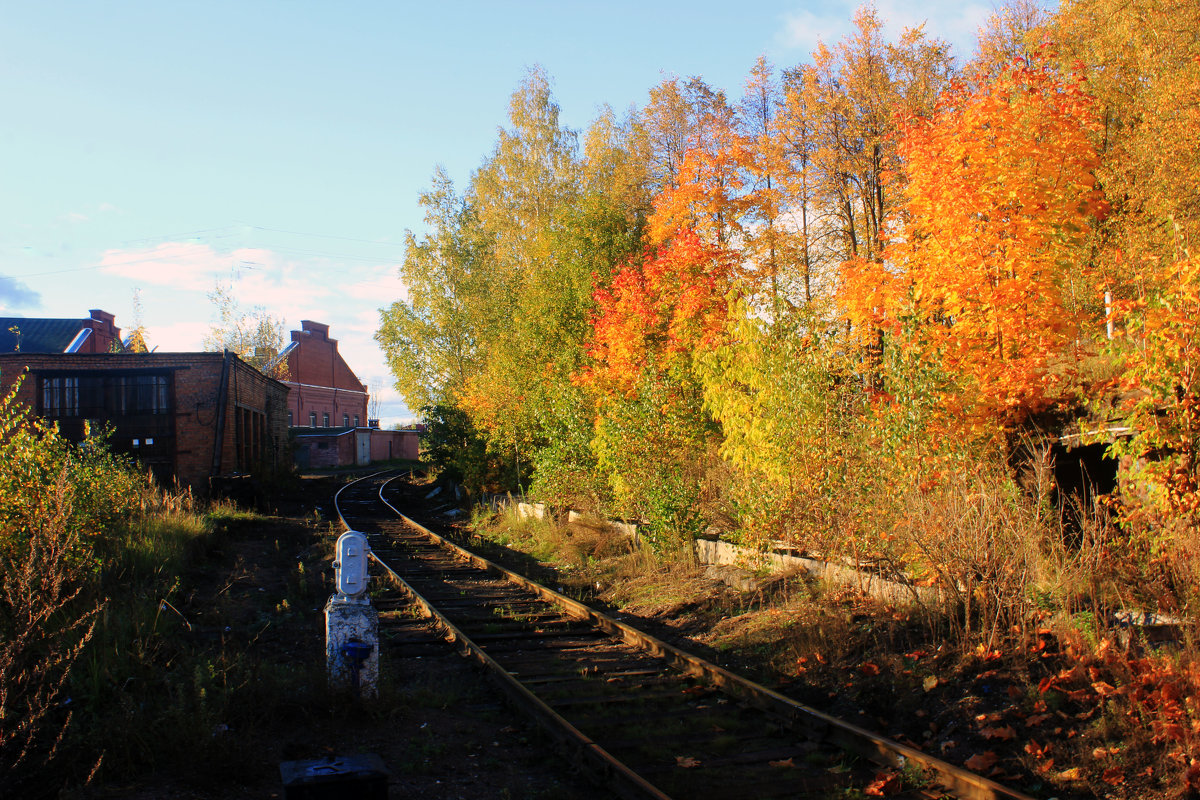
[0,317,89,354]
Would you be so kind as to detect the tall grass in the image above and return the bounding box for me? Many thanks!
[0,377,307,795]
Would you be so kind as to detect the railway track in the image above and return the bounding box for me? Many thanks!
[334,471,1034,800]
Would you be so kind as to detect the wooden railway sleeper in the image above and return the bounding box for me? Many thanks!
[337,473,1038,800]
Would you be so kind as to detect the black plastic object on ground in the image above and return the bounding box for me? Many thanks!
[280,753,388,800]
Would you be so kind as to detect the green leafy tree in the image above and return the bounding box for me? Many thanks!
[376,169,489,411]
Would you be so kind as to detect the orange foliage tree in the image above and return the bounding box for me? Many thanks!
[576,231,737,547]
[579,231,737,398]
[845,59,1106,431]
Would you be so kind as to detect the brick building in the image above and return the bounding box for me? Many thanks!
[0,350,290,491]
[0,308,124,354]
[278,320,368,430]
[278,320,419,468]
[293,427,419,469]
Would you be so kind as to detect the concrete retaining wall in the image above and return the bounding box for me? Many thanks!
[694,539,943,607]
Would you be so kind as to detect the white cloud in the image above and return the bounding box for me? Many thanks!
[145,320,210,352]
[341,267,406,303]
[90,241,415,425]
[99,242,233,291]
[874,0,991,56]
[778,6,853,55]
[776,0,996,64]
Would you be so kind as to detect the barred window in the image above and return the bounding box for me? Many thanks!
[41,377,79,416]
[117,375,169,414]
[42,374,169,417]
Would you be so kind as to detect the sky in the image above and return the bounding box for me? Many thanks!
[0,0,1035,427]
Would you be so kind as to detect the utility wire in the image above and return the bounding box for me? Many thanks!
[240,223,403,248]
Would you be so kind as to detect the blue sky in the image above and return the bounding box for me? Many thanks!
[0,1,1036,426]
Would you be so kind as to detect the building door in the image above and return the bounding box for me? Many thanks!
[356,431,371,466]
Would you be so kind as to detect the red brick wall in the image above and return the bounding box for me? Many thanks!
[369,430,419,462]
[0,352,289,492]
[80,309,121,353]
[293,430,356,469]
[282,321,368,427]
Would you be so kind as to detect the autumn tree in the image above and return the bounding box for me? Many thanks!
[698,306,881,552]
[807,7,954,265]
[522,105,653,505]
[203,283,289,379]
[376,168,489,412]
[577,232,736,546]
[378,69,652,497]
[844,59,1105,430]
[644,76,740,247]
[1054,0,1200,291]
[967,0,1051,81]
[452,67,582,479]
[123,289,151,353]
[776,64,838,308]
[1053,0,1200,538]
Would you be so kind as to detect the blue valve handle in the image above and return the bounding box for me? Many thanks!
[340,640,373,662]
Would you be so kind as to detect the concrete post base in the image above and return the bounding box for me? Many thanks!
[325,598,379,699]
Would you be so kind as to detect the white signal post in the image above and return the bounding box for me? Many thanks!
[325,530,379,698]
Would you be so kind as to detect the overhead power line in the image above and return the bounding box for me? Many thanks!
[12,221,407,279]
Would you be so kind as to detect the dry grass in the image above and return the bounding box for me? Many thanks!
[0,481,102,795]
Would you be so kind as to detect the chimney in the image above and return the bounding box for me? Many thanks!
[301,320,329,340]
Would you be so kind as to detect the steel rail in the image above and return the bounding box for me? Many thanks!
[339,472,667,800]
[334,471,1036,800]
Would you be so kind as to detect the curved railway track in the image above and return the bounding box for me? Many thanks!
[333,470,1034,800]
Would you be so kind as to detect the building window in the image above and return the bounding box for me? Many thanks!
[41,377,80,416]
[287,410,293,426]
[41,374,170,417]
[310,412,317,427]
[323,413,330,427]
[343,414,349,427]
[118,375,169,415]
[353,415,359,427]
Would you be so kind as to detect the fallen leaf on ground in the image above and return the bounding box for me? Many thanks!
[923,675,938,692]
[1101,766,1125,785]
[861,662,881,676]
[1056,767,1085,781]
[980,725,1017,741]
[675,756,701,768]
[964,751,998,772]
[864,771,902,796]
[1025,740,1051,758]
[769,758,795,768]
